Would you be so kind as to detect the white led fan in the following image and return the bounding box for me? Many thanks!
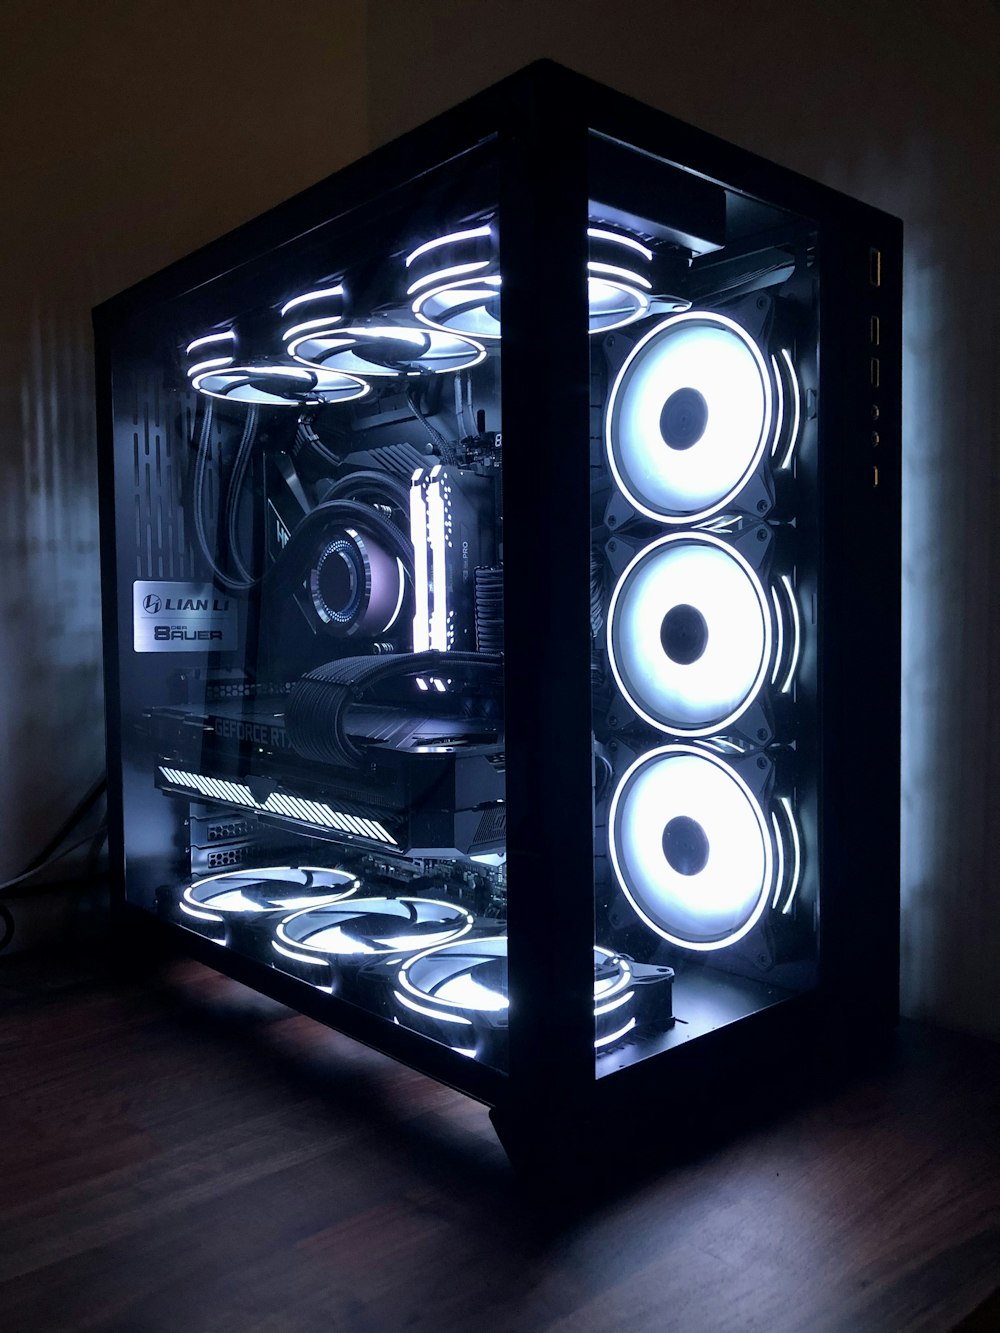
[190,363,368,407]
[607,532,772,736]
[185,325,367,407]
[178,865,360,948]
[274,896,475,962]
[394,936,667,1059]
[287,324,486,376]
[181,865,358,922]
[405,222,680,340]
[587,227,652,332]
[405,226,501,339]
[606,311,773,522]
[609,745,773,951]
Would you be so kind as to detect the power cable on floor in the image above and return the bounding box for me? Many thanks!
[0,775,108,954]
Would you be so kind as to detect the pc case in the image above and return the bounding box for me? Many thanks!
[95,61,901,1169]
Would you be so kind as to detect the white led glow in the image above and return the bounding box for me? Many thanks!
[406,261,490,298]
[409,473,431,653]
[780,796,802,915]
[587,277,651,334]
[770,354,785,457]
[435,973,509,1012]
[191,365,369,407]
[397,937,636,1044]
[414,270,650,338]
[770,584,785,686]
[771,811,785,908]
[272,939,329,967]
[276,897,473,959]
[195,888,326,914]
[594,1016,636,1049]
[158,768,396,843]
[186,331,235,355]
[587,228,654,261]
[182,867,355,920]
[381,559,407,635]
[609,745,773,950]
[289,325,486,377]
[695,514,738,534]
[279,285,344,316]
[292,928,376,956]
[393,991,474,1025]
[281,316,346,343]
[405,225,492,268]
[246,366,309,379]
[593,947,633,1000]
[779,574,801,695]
[180,901,223,923]
[159,768,255,806]
[362,326,428,345]
[594,989,635,1017]
[427,477,449,650]
[606,312,773,523]
[779,349,801,470]
[412,275,502,340]
[607,533,772,736]
[187,356,234,378]
[398,935,507,1011]
[587,261,653,291]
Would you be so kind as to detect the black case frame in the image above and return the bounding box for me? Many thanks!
[95,61,901,1168]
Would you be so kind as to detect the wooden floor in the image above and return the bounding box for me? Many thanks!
[0,950,997,1333]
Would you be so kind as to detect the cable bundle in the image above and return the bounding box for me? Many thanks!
[474,567,504,654]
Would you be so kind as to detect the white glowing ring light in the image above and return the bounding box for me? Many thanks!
[289,324,486,376]
[609,745,773,950]
[180,866,358,924]
[411,273,652,340]
[606,311,773,523]
[588,275,651,334]
[397,938,633,1022]
[398,935,509,1016]
[607,532,772,736]
[185,330,236,374]
[279,284,346,318]
[191,364,369,407]
[412,275,502,340]
[274,896,474,959]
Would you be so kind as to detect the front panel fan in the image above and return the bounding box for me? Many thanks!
[608,746,774,951]
[606,311,773,522]
[607,533,772,736]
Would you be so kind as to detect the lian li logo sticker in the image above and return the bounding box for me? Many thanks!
[133,581,239,653]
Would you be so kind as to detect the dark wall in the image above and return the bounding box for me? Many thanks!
[0,1,368,885]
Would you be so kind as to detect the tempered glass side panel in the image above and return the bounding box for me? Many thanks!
[108,141,509,1073]
[587,132,820,1075]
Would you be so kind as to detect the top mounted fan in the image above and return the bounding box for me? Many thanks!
[403,222,687,340]
[184,289,370,407]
